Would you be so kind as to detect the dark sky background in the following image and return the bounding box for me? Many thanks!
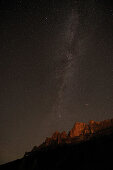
[0,0,113,164]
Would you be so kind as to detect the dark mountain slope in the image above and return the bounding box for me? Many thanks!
[1,119,113,170]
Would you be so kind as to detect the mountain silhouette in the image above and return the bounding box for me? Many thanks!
[1,118,113,170]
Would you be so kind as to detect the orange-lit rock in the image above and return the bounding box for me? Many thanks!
[68,119,113,138]
[42,118,113,147]
[69,122,86,137]
[52,131,60,140]
[60,131,67,139]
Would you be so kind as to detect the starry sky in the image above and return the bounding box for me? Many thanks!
[0,0,113,164]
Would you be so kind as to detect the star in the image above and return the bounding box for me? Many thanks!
[84,104,89,106]
[58,114,62,118]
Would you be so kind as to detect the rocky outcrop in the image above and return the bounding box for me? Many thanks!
[69,118,113,138]
[23,118,113,159]
[44,131,67,146]
[69,122,86,137]
[39,118,113,148]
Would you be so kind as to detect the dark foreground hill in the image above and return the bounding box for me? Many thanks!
[1,119,113,170]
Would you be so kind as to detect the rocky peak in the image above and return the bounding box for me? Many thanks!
[69,118,113,138]
[69,122,86,137]
[44,131,67,146]
[60,131,67,139]
[52,131,60,140]
[41,118,113,148]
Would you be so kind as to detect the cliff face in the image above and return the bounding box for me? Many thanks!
[42,118,113,147]
[69,119,113,137]
[69,122,86,137]
[44,131,67,146]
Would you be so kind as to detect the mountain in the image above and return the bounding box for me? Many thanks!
[38,118,113,147]
[1,118,113,170]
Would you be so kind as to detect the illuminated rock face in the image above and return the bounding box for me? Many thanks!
[69,122,86,137]
[44,131,67,146]
[69,119,113,138]
[43,118,113,146]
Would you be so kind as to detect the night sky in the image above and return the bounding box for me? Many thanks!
[0,0,113,164]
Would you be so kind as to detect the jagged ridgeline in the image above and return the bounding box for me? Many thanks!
[24,118,113,154]
[1,118,113,170]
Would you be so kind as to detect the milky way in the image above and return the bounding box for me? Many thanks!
[52,9,79,127]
